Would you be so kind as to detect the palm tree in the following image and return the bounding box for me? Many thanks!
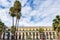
[39,28,44,33]
[11,0,21,39]
[9,0,21,39]
[14,0,21,30]
[38,27,46,40]
[0,20,6,38]
[53,15,60,40]
[10,26,16,34]
[14,0,21,13]
[0,20,5,32]
[9,7,16,26]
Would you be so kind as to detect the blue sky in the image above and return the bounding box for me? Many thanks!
[0,0,60,27]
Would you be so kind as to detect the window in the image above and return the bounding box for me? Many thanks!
[29,32,31,35]
[36,36,38,40]
[40,32,44,39]
[19,33,21,39]
[46,32,49,39]
[42,32,45,38]
[23,29,24,31]
[49,29,50,31]
[40,32,45,39]
[33,32,35,40]
[40,32,46,40]
[16,33,17,39]
[40,33,41,39]
[46,29,47,31]
[29,29,31,31]
[26,32,28,36]
[22,33,24,40]
[36,29,38,31]
[36,32,38,36]
[33,29,35,31]
[33,32,35,36]
[49,32,52,39]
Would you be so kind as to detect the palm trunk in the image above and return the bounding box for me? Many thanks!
[15,18,18,31]
[12,17,14,26]
[17,19,19,31]
[15,18,18,39]
[17,19,18,31]
[15,18,17,27]
[15,18,20,40]
[18,19,19,28]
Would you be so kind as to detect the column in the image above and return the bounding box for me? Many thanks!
[48,32,50,40]
[36,32,38,40]
[21,32,22,40]
[51,32,53,39]
[28,32,29,36]
[46,32,49,39]
[55,32,57,39]
[17,32,19,40]
[45,32,46,40]
[33,32,35,40]
[24,32,25,40]
[26,32,27,40]
[25,32,26,40]
[30,32,32,40]
[35,32,36,40]
[31,32,33,40]
[49,32,51,39]
[38,32,40,40]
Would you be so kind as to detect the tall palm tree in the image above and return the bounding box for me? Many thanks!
[53,15,60,40]
[13,0,21,39]
[14,0,21,30]
[9,7,16,26]
[9,0,21,39]
[9,7,16,36]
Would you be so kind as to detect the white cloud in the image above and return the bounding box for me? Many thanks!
[0,9,12,26]
[0,9,8,21]
[0,0,60,27]
[19,0,60,27]
[20,0,27,6]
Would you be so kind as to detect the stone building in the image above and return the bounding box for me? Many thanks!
[15,26,58,40]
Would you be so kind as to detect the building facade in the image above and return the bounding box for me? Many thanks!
[15,26,58,40]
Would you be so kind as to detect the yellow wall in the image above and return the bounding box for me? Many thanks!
[17,27,53,31]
